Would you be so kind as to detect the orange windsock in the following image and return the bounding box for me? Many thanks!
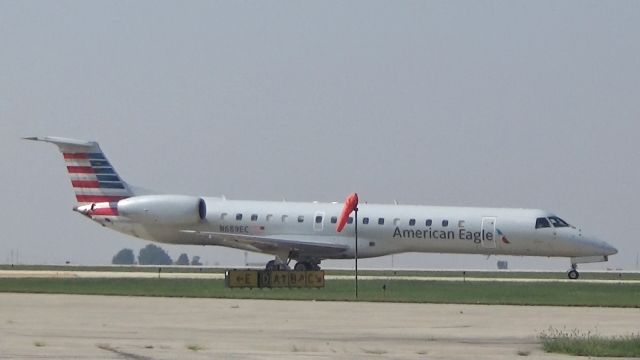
[336,192,359,232]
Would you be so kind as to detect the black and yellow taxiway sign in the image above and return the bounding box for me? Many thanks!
[225,270,259,288]
[225,270,325,289]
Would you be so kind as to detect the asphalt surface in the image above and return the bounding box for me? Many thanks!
[0,293,638,359]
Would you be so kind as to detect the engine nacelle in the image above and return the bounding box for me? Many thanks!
[117,195,206,225]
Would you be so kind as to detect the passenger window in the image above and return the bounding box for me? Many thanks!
[458,220,465,227]
[266,214,273,222]
[409,219,416,226]
[426,219,432,226]
[347,217,353,224]
[363,217,369,224]
[442,220,448,227]
[281,215,288,223]
[251,214,258,221]
[330,216,337,224]
[378,218,385,225]
[548,216,570,228]
[298,215,304,223]
[535,217,551,229]
[236,213,242,221]
[221,213,228,220]
[315,215,323,223]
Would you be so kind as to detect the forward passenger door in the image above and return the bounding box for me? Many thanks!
[481,217,497,248]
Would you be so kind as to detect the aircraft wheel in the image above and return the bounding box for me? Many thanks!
[265,260,277,271]
[567,269,579,280]
[293,261,321,271]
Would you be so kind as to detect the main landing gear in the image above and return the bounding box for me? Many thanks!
[293,261,321,271]
[264,253,321,272]
[265,260,289,271]
[567,263,579,280]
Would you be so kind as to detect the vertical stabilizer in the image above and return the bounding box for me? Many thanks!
[24,136,134,205]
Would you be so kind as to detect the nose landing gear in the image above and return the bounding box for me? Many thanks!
[567,263,579,280]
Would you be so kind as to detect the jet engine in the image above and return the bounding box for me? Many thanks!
[117,195,206,225]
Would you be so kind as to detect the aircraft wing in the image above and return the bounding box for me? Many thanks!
[180,230,350,258]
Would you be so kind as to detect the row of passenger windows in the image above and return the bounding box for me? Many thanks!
[227,213,452,226]
[233,213,571,230]
[232,213,324,224]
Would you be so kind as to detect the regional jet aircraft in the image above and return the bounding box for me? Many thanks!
[26,136,617,279]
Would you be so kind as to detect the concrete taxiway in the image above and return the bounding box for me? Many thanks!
[0,293,638,359]
[1,269,639,283]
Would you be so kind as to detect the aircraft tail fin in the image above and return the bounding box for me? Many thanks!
[24,136,135,205]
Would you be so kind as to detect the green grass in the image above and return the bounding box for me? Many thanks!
[0,278,638,307]
[540,328,640,357]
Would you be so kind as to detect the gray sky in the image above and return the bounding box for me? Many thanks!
[1,1,639,270]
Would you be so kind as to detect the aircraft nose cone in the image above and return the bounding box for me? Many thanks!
[577,234,617,257]
[603,242,618,256]
[590,235,617,256]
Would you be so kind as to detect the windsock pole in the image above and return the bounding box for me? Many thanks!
[354,206,359,298]
[336,192,359,299]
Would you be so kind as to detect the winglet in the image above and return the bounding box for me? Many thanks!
[336,192,358,232]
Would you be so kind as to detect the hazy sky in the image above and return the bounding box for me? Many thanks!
[1,1,639,270]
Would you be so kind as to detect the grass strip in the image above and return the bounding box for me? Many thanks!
[540,328,640,357]
[0,278,638,307]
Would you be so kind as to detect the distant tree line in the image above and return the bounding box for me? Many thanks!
[111,244,202,266]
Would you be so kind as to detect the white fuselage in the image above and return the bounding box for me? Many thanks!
[87,196,616,263]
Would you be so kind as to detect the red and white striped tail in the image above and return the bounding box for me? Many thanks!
[25,136,134,205]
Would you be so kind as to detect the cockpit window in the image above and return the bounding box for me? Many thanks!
[548,216,570,228]
[535,217,550,229]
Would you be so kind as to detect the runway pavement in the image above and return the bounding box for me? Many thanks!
[1,269,639,283]
[0,293,638,359]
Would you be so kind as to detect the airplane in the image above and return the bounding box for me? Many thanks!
[25,136,617,279]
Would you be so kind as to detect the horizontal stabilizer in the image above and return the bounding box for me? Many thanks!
[23,136,97,149]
